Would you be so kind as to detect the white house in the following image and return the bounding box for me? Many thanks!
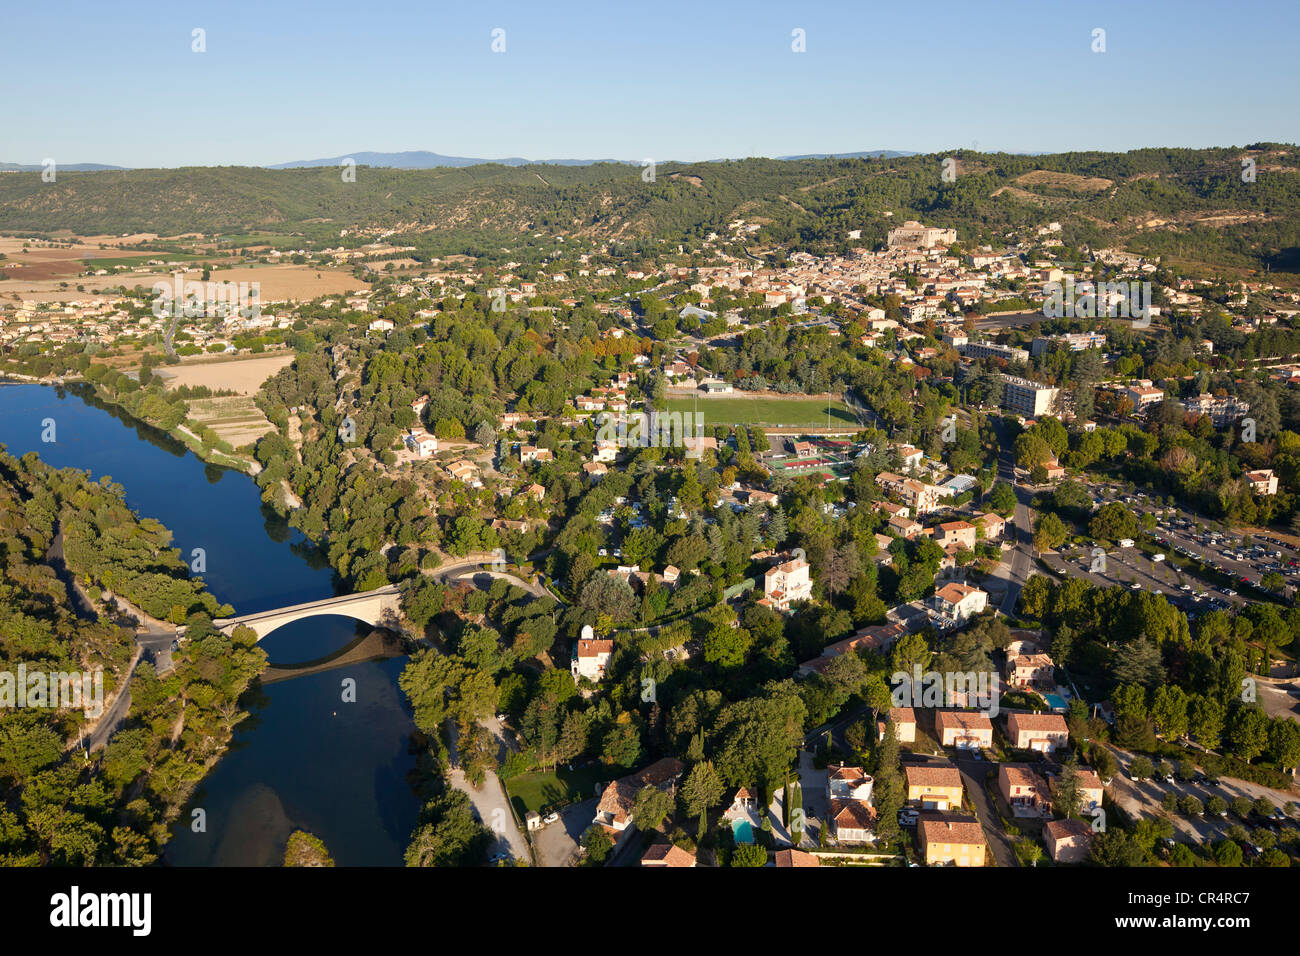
[759,558,812,612]
[931,583,988,623]
[404,431,438,457]
[572,624,613,682]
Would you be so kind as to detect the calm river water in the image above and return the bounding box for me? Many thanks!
[0,382,420,865]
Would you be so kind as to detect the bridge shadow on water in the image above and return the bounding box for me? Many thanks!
[258,627,407,685]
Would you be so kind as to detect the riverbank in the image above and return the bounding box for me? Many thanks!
[0,382,425,866]
[2,368,260,474]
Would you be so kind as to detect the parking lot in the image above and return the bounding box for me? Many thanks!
[1107,747,1299,851]
[1036,482,1300,614]
[1043,542,1225,616]
[1085,481,1300,595]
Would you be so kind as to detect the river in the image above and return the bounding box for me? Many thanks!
[0,382,421,866]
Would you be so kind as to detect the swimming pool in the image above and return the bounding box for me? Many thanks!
[1044,693,1068,710]
[731,819,755,843]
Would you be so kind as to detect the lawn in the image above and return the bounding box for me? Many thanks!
[667,396,857,428]
[504,765,608,817]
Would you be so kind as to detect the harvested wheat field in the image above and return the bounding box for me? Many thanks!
[160,264,368,301]
[158,352,297,395]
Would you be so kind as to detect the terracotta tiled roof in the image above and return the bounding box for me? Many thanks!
[1007,712,1069,734]
[935,582,982,604]
[935,710,993,731]
[830,799,877,829]
[1044,818,1092,842]
[918,815,985,846]
[774,848,820,867]
[887,706,916,725]
[640,843,697,867]
[999,763,1047,790]
[1075,770,1104,792]
[904,764,963,789]
[828,764,867,782]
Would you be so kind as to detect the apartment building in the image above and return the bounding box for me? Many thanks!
[930,520,977,551]
[875,471,946,515]
[1029,331,1107,357]
[1124,384,1165,412]
[1183,392,1250,427]
[961,340,1030,364]
[1002,376,1060,417]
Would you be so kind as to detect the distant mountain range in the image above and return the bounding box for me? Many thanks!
[267,151,635,169]
[0,149,919,172]
[774,150,915,160]
[0,162,127,172]
[271,149,919,168]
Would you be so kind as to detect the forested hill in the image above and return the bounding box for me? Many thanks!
[0,448,265,865]
[2,144,1298,272]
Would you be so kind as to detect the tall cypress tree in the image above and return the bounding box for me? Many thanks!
[873,718,903,842]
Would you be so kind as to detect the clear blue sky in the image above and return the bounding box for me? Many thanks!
[5,0,1297,167]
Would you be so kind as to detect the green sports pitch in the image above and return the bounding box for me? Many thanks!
[666,396,858,428]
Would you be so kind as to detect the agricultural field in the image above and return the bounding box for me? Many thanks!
[156,352,297,395]
[184,395,276,450]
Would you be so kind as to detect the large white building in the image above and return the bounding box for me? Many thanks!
[1183,393,1250,427]
[887,220,957,250]
[1030,331,1106,357]
[1001,376,1059,417]
[961,341,1029,364]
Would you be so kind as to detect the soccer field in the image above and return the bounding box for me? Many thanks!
[667,396,858,428]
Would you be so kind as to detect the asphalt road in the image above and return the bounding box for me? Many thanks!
[954,755,1018,867]
[987,417,1035,615]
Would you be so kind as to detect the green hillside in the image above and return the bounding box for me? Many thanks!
[2,145,1298,275]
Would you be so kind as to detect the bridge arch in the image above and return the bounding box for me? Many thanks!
[210,584,403,642]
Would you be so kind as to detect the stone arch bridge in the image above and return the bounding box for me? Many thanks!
[210,584,404,641]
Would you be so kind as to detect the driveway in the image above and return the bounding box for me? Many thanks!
[444,721,531,864]
[534,796,597,868]
[953,754,1018,867]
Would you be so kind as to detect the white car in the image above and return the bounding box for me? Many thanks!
[542,812,560,825]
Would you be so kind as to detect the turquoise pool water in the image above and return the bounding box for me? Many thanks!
[1044,693,1068,710]
[732,819,754,843]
